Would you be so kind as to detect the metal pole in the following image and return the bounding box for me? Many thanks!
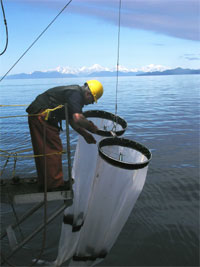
[64,103,72,191]
[2,202,69,263]
[0,202,44,240]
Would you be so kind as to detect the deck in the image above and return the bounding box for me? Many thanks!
[0,177,73,204]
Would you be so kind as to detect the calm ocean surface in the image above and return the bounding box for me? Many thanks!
[0,75,199,266]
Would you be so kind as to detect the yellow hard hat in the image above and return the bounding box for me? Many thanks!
[86,80,103,103]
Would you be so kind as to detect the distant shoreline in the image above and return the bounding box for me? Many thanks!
[137,67,200,76]
[2,67,200,80]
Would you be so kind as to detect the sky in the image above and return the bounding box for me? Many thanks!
[0,0,199,76]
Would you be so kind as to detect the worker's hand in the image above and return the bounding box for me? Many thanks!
[83,132,97,144]
[88,120,98,133]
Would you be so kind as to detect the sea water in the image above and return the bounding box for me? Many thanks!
[0,75,199,266]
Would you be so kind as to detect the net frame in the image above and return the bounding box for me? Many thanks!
[98,137,152,170]
[83,110,127,137]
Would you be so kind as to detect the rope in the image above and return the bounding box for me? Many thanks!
[41,104,64,120]
[0,104,65,162]
[0,0,73,82]
[0,114,30,119]
[0,1,74,265]
[0,154,10,177]
[0,150,65,158]
[0,0,8,55]
[0,148,32,154]
[0,104,63,119]
[0,105,28,107]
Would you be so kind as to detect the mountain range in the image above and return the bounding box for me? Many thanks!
[3,67,200,79]
[137,67,200,76]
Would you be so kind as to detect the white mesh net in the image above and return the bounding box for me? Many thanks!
[54,111,151,267]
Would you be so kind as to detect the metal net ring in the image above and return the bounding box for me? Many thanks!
[83,110,127,137]
[98,137,152,170]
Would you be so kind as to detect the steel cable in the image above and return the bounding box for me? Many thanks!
[0,0,8,55]
[0,0,73,82]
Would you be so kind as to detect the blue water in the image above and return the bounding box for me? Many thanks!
[0,75,199,266]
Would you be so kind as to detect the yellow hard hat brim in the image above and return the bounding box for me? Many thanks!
[94,96,97,103]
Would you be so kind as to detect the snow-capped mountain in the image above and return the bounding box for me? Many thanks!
[3,64,199,79]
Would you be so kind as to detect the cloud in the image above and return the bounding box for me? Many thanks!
[182,54,200,61]
[12,0,200,41]
[139,64,170,72]
[70,0,199,41]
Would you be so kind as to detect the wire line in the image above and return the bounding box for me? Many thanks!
[0,0,8,55]
[0,0,73,82]
[115,0,122,117]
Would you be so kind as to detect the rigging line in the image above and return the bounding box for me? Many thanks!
[0,0,73,83]
[115,0,122,118]
[0,0,8,56]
